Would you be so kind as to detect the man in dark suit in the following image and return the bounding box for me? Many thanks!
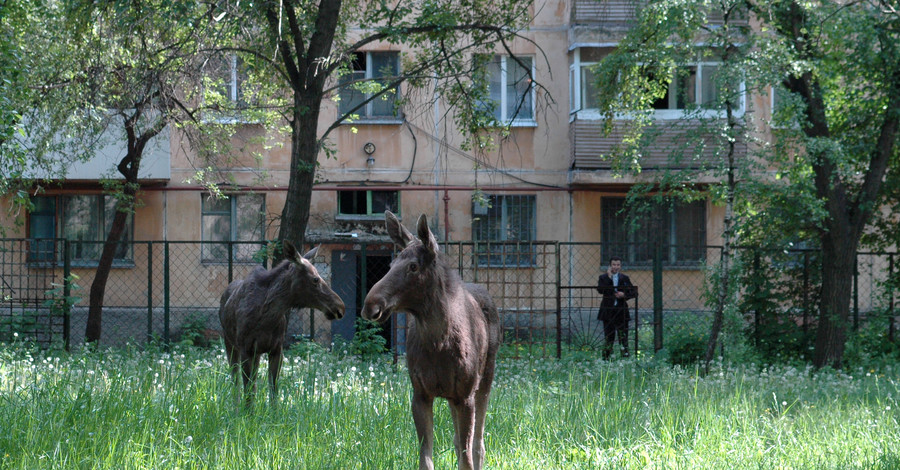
[597,256,637,359]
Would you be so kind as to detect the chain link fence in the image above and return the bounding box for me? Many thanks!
[0,238,896,360]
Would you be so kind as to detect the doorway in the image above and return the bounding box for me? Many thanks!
[331,250,393,348]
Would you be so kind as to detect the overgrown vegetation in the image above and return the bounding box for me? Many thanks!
[1,344,899,468]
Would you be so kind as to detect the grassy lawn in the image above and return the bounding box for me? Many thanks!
[0,343,898,469]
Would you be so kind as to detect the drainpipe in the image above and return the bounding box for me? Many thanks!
[443,190,451,241]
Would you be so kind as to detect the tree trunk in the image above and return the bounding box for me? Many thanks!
[812,227,858,369]
[278,94,323,249]
[84,186,136,343]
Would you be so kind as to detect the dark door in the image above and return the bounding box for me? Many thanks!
[331,251,393,347]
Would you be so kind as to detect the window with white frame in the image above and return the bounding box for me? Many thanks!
[569,47,744,119]
[204,52,258,122]
[338,51,400,120]
[28,195,133,265]
[472,194,536,266]
[479,55,535,125]
[601,196,706,266]
[569,47,613,113]
[201,193,266,262]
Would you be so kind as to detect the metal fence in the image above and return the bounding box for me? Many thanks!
[0,238,896,359]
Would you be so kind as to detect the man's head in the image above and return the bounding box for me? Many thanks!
[609,256,623,274]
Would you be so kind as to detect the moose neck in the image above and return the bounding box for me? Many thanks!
[408,263,463,344]
[265,261,302,316]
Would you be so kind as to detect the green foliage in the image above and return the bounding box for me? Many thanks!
[843,315,900,370]
[661,313,711,366]
[350,317,388,358]
[737,248,818,364]
[177,312,212,348]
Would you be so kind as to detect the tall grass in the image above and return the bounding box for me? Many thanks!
[1,343,898,469]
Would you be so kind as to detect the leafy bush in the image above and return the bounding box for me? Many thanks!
[178,312,212,347]
[843,314,900,369]
[662,313,710,366]
[350,317,388,358]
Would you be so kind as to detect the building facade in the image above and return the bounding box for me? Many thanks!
[2,1,773,347]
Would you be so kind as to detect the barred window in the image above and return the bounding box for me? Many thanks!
[601,197,706,266]
[472,194,536,267]
[201,193,265,262]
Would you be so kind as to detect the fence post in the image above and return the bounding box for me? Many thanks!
[653,243,663,352]
[853,256,859,331]
[63,239,71,351]
[753,251,761,350]
[555,242,561,360]
[163,241,170,347]
[227,240,234,283]
[802,251,809,333]
[890,254,895,343]
[147,241,153,343]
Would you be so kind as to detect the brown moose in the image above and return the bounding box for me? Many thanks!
[219,240,345,407]
[362,212,501,470]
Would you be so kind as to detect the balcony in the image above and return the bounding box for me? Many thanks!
[569,118,746,176]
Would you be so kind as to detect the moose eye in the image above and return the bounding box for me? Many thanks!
[408,262,418,273]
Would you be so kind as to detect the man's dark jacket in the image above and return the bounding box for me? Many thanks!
[596,272,637,322]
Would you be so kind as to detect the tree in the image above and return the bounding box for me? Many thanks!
[39,1,221,343]
[208,0,546,248]
[1,1,103,230]
[594,0,900,368]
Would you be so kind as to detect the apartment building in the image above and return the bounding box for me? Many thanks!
[2,1,760,346]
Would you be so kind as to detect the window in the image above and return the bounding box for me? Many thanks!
[569,46,744,119]
[648,63,743,117]
[472,194,536,266]
[601,197,706,266]
[201,193,266,262]
[28,196,57,262]
[337,190,399,218]
[338,52,400,120]
[204,53,259,123]
[28,195,133,265]
[480,55,535,124]
[569,47,612,113]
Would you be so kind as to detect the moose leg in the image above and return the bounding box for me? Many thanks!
[472,382,494,470]
[240,353,261,408]
[267,347,283,406]
[411,390,435,470]
[225,344,242,407]
[449,404,461,463]
[449,398,477,470]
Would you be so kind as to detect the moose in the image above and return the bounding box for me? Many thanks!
[362,211,501,470]
[219,240,345,407]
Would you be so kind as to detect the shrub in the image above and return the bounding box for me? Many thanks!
[662,313,710,366]
[178,312,212,347]
[350,317,387,359]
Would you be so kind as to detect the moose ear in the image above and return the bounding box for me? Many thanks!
[283,240,298,260]
[302,245,320,261]
[385,211,414,247]
[416,214,439,260]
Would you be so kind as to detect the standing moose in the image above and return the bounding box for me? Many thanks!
[219,240,345,407]
[362,211,501,470]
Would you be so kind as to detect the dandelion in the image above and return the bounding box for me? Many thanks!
[184,436,193,445]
